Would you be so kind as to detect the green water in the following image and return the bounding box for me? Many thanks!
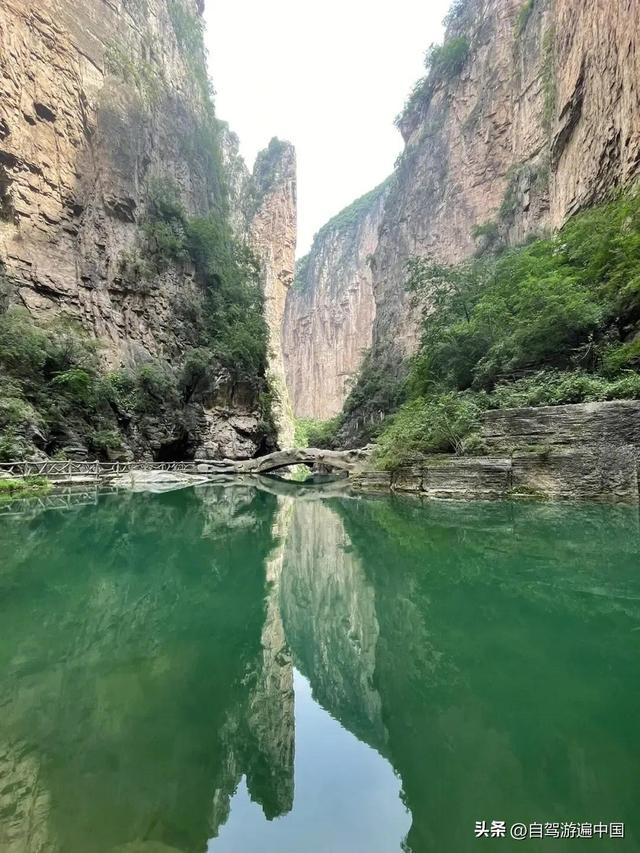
[1,486,639,852]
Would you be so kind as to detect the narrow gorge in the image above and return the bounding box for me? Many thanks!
[0,0,295,462]
[1,0,640,502]
[284,0,640,418]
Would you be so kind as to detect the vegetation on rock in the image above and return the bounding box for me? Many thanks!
[137,178,269,378]
[312,180,391,252]
[517,0,535,35]
[293,417,340,449]
[340,191,640,466]
[0,476,52,504]
[396,27,470,130]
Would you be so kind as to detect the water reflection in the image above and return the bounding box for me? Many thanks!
[213,670,409,852]
[0,487,639,852]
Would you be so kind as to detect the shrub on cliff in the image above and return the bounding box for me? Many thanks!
[138,180,269,381]
[375,394,483,470]
[406,191,640,395]
[396,35,470,129]
[365,191,640,462]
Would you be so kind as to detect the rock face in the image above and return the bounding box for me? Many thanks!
[371,0,640,370]
[0,0,212,362]
[300,0,639,435]
[0,0,297,460]
[248,140,297,446]
[283,183,388,419]
[351,401,640,504]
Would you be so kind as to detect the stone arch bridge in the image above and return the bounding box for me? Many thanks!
[199,447,372,477]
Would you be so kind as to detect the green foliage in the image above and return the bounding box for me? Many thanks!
[602,339,640,375]
[0,267,11,312]
[396,31,470,129]
[125,178,268,381]
[443,0,472,29]
[250,138,290,208]
[179,347,216,402]
[89,430,123,452]
[193,223,267,378]
[0,429,28,463]
[50,368,94,403]
[140,179,190,270]
[0,476,52,503]
[345,191,640,464]
[341,351,405,440]
[472,220,501,253]
[427,37,470,79]
[294,417,340,449]
[312,179,391,247]
[134,362,180,412]
[168,0,211,103]
[169,0,205,56]
[517,0,535,34]
[407,192,640,393]
[293,254,311,291]
[375,394,483,470]
[486,370,640,409]
[105,39,164,105]
[117,249,153,288]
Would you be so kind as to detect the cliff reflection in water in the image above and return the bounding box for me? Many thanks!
[1,487,639,852]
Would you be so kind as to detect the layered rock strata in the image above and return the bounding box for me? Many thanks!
[0,0,297,459]
[289,0,640,440]
[283,182,388,419]
[247,140,297,445]
[370,0,640,370]
[351,400,640,504]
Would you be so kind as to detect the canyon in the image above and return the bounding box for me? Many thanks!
[0,0,295,460]
[1,0,640,483]
[283,0,640,430]
[283,182,388,420]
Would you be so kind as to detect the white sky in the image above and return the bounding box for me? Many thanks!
[204,0,451,255]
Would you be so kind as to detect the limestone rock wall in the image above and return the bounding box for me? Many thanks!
[283,183,388,420]
[0,0,298,459]
[0,0,215,363]
[247,139,297,446]
[307,0,640,442]
[370,0,640,370]
[351,401,640,504]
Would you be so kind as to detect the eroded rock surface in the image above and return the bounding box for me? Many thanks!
[283,183,388,419]
[247,140,297,446]
[0,1,297,461]
[371,0,640,371]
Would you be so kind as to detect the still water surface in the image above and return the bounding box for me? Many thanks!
[1,485,639,852]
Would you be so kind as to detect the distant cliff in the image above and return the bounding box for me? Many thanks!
[283,182,388,420]
[369,0,640,373]
[289,0,640,439]
[0,0,296,460]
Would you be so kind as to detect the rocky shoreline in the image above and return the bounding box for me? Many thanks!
[351,400,640,505]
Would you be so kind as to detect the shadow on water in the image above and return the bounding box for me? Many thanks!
[0,486,639,852]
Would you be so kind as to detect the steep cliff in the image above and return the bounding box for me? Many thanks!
[370,0,640,370]
[248,139,297,446]
[293,0,639,442]
[0,0,296,460]
[283,182,388,420]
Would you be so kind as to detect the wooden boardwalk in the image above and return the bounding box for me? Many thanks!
[0,460,201,480]
[0,449,372,482]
